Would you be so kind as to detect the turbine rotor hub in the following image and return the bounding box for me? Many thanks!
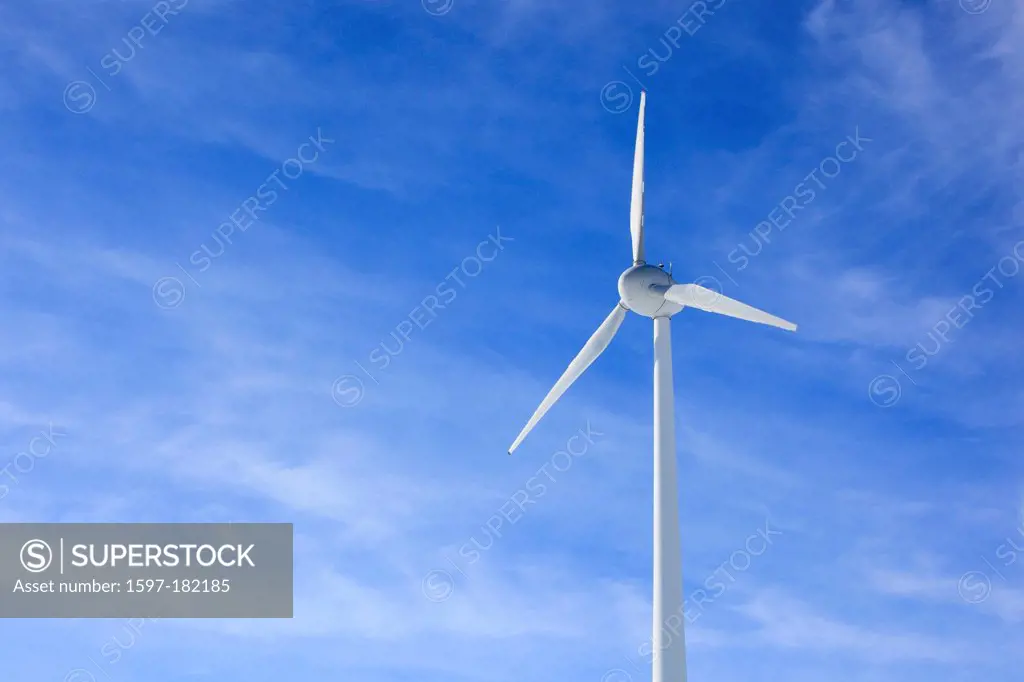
[617,264,680,318]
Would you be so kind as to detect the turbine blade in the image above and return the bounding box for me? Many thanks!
[630,91,646,264]
[663,284,797,332]
[508,303,627,454]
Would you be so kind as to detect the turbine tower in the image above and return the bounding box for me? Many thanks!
[506,92,796,682]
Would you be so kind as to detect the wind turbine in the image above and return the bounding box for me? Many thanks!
[506,92,796,682]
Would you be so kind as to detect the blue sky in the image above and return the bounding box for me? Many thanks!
[1,0,1023,680]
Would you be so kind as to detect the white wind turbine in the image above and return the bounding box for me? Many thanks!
[506,92,796,682]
